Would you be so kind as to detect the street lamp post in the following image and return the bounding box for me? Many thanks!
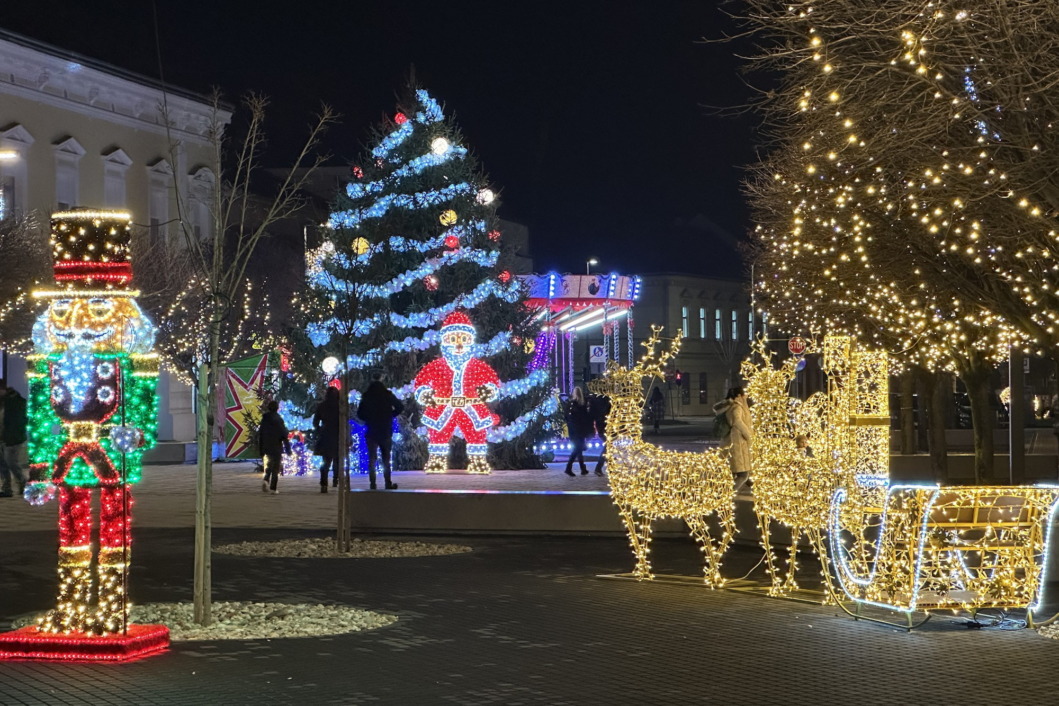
[586,257,599,275]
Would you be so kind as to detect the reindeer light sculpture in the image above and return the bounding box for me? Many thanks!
[589,327,735,587]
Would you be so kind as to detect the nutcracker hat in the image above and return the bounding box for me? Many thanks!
[440,310,476,337]
[43,209,136,295]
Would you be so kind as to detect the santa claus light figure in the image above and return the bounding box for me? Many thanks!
[414,311,500,473]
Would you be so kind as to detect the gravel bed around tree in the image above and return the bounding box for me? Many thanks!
[213,536,473,559]
[133,601,397,641]
[1037,624,1059,640]
[12,602,397,641]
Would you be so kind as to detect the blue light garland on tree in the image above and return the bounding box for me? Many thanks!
[295,86,556,469]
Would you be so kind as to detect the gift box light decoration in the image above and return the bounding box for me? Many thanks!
[588,327,735,587]
[413,311,500,474]
[0,209,167,661]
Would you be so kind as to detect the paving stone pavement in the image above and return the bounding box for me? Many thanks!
[0,463,1057,704]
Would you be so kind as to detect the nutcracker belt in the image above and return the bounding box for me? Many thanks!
[53,440,120,485]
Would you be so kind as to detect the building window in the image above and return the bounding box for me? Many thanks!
[0,176,14,221]
[188,167,216,241]
[762,311,769,338]
[731,310,739,340]
[699,372,708,403]
[102,149,132,208]
[681,305,689,338]
[0,124,34,218]
[681,372,690,404]
[148,159,173,239]
[714,308,722,339]
[748,310,755,340]
[54,137,86,209]
[699,307,706,339]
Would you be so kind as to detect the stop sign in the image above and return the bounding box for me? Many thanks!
[788,336,807,356]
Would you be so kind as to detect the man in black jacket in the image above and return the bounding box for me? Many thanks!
[258,400,290,494]
[357,373,404,490]
[0,379,27,498]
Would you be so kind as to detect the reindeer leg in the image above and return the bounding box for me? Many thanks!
[809,528,837,605]
[758,512,785,596]
[783,530,802,594]
[617,502,654,580]
[688,516,725,588]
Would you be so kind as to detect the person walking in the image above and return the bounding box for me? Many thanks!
[258,400,291,494]
[713,387,753,492]
[589,390,611,476]
[313,387,341,493]
[564,387,592,476]
[0,379,27,498]
[648,386,665,434]
[357,373,403,490]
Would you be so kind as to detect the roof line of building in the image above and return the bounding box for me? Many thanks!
[0,26,233,111]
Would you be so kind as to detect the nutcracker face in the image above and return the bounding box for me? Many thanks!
[34,295,154,354]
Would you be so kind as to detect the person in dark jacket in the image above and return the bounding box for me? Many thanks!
[0,378,27,498]
[356,373,404,490]
[588,391,611,476]
[648,386,665,434]
[564,387,592,476]
[258,400,291,494]
[313,387,341,493]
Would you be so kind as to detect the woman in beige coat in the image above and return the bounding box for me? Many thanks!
[712,387,753,491]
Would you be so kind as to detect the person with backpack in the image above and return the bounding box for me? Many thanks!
[712,387,753,492]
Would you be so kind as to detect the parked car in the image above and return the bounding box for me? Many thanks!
[954,392,1009,429]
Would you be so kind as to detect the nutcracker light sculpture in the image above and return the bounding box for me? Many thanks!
[0,210,168,661]
[414,311,500,473]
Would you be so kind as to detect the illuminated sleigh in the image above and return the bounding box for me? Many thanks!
[589,327,735,587]
[815,339,1059,627]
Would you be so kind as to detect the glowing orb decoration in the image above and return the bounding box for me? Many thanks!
[588,327,735,587]
[430,137,450,155]
[439,210,458,226]
[24,481,58,506]
[423,274,440,291]
[321,356,342,376]
[476,188,495,205]
[351,237,371,255]
[7,209,167,657]
[413,311,500,474]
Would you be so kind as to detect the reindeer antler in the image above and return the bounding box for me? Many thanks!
[633,326,682,380]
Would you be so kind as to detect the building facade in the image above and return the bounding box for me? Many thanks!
[0,29,230,442]
[631,273,757,416]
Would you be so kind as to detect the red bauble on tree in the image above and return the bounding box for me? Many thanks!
[351,165,364,179]
[394,112,408,124]
[423,274,440,291]
[487,230,502,242]
[444,235,460,250]
[498,270,512,284]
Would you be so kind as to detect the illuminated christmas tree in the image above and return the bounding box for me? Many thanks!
[298,87,555,469]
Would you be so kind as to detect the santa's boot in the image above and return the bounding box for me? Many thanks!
[425,444,449,473]
[92,547,130,635]
[39,546,94,634]
[467,455,492,475]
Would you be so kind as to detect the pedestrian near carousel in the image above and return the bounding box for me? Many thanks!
[588,389,611,476]
[564,386,592,476]
[713,387,753,492]
[258,400,291,494]
[0,378,27,498]
[357,373,404,490]
[648,386,665,434]
[313,386,341,493]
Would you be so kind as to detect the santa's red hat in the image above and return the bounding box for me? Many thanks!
[441,310,475,336]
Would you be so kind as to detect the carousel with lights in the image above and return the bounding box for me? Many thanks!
[0,210,168,661]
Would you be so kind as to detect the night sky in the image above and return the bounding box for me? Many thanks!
[2,1,757,277]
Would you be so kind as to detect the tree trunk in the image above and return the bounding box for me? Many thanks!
[914,367,929,453]
[336,370,350,553]
[193,324,221,625]
[899,370,916,455]
[957,354,995,484]
[928,371,949,480]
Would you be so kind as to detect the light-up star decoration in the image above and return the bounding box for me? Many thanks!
[0,210,168,662]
